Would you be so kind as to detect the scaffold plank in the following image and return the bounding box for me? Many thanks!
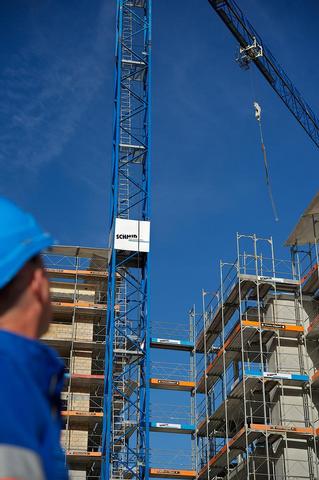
[149,469,196,479]
[66,451,102,464]
[52,301,107,313]
[150,378,195,392]
[250,423,313,437]
[61,410,103,426]
[46,267,108,279]
[150,422,195,434]
[150,338,194,351]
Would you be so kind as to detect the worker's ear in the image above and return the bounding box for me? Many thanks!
[30,265,52,337]
[31,266,50,306]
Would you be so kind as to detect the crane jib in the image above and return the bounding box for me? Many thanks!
[208,0,319,149]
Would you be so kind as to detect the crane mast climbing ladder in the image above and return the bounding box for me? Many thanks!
[102,1,152,479]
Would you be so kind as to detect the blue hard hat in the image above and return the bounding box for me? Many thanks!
[0,197,54,289]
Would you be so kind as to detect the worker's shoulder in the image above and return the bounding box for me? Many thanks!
[0,330,61,377]
[0,351,34,393]
[0,349,50,442]
[0,349,22,369]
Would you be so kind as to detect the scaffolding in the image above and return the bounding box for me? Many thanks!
[149,317,196,478]
[42,246,198,480]
[42,246,110,480]
[194,232,319,480]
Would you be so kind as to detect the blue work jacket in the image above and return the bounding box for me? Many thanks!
[0,330,68,480]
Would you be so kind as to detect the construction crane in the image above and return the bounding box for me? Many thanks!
[208,0,319,149]
[102,2,318,480]
[102,1,151,480]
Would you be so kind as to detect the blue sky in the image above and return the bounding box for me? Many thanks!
[1,0,318,311]
[1,0,319,466]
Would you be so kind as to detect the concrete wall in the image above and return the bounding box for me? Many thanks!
[72,352,92,375]
[69,471,87,480]
[274,439,313,480]
[61,426,89,451]
[61,392,91,411]
[264,293,300,325]
[267,338,302,374]
[50,282,97,303]
[269,386,306,427]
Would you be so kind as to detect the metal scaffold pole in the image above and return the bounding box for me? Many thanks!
[102,1,152,479]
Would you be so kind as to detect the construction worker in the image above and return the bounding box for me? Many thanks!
[0,197,68,480]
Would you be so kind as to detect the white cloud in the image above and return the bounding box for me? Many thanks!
[0,1,113,172]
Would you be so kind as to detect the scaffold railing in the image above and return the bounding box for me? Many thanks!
[151,362,193,382]
[43,248,108,273]
[150,403,194,424]
[151,321,193,342]
[150,449,194,471]
[194,233,319,480]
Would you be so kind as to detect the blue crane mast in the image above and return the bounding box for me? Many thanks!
[208,0,319,149]
[102,1,152,479]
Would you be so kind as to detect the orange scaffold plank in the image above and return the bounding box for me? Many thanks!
[70,373,104,382]
[62,411,103,419]
[150,469,196,479]
[150,378,195,391]
[61,411,103,428]
[66,450,102,461]
[250,424,313,436]
[52,301,106,311]
[46,268,108,279]
[245,320,303,335]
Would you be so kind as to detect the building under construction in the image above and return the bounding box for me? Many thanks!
[42,246,109,479]
[195,221,319,480]
[40,193,319,480]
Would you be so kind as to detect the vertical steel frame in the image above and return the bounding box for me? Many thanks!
[102,1,151,479]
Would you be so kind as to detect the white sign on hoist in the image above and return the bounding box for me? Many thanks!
[114,218,150,252]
